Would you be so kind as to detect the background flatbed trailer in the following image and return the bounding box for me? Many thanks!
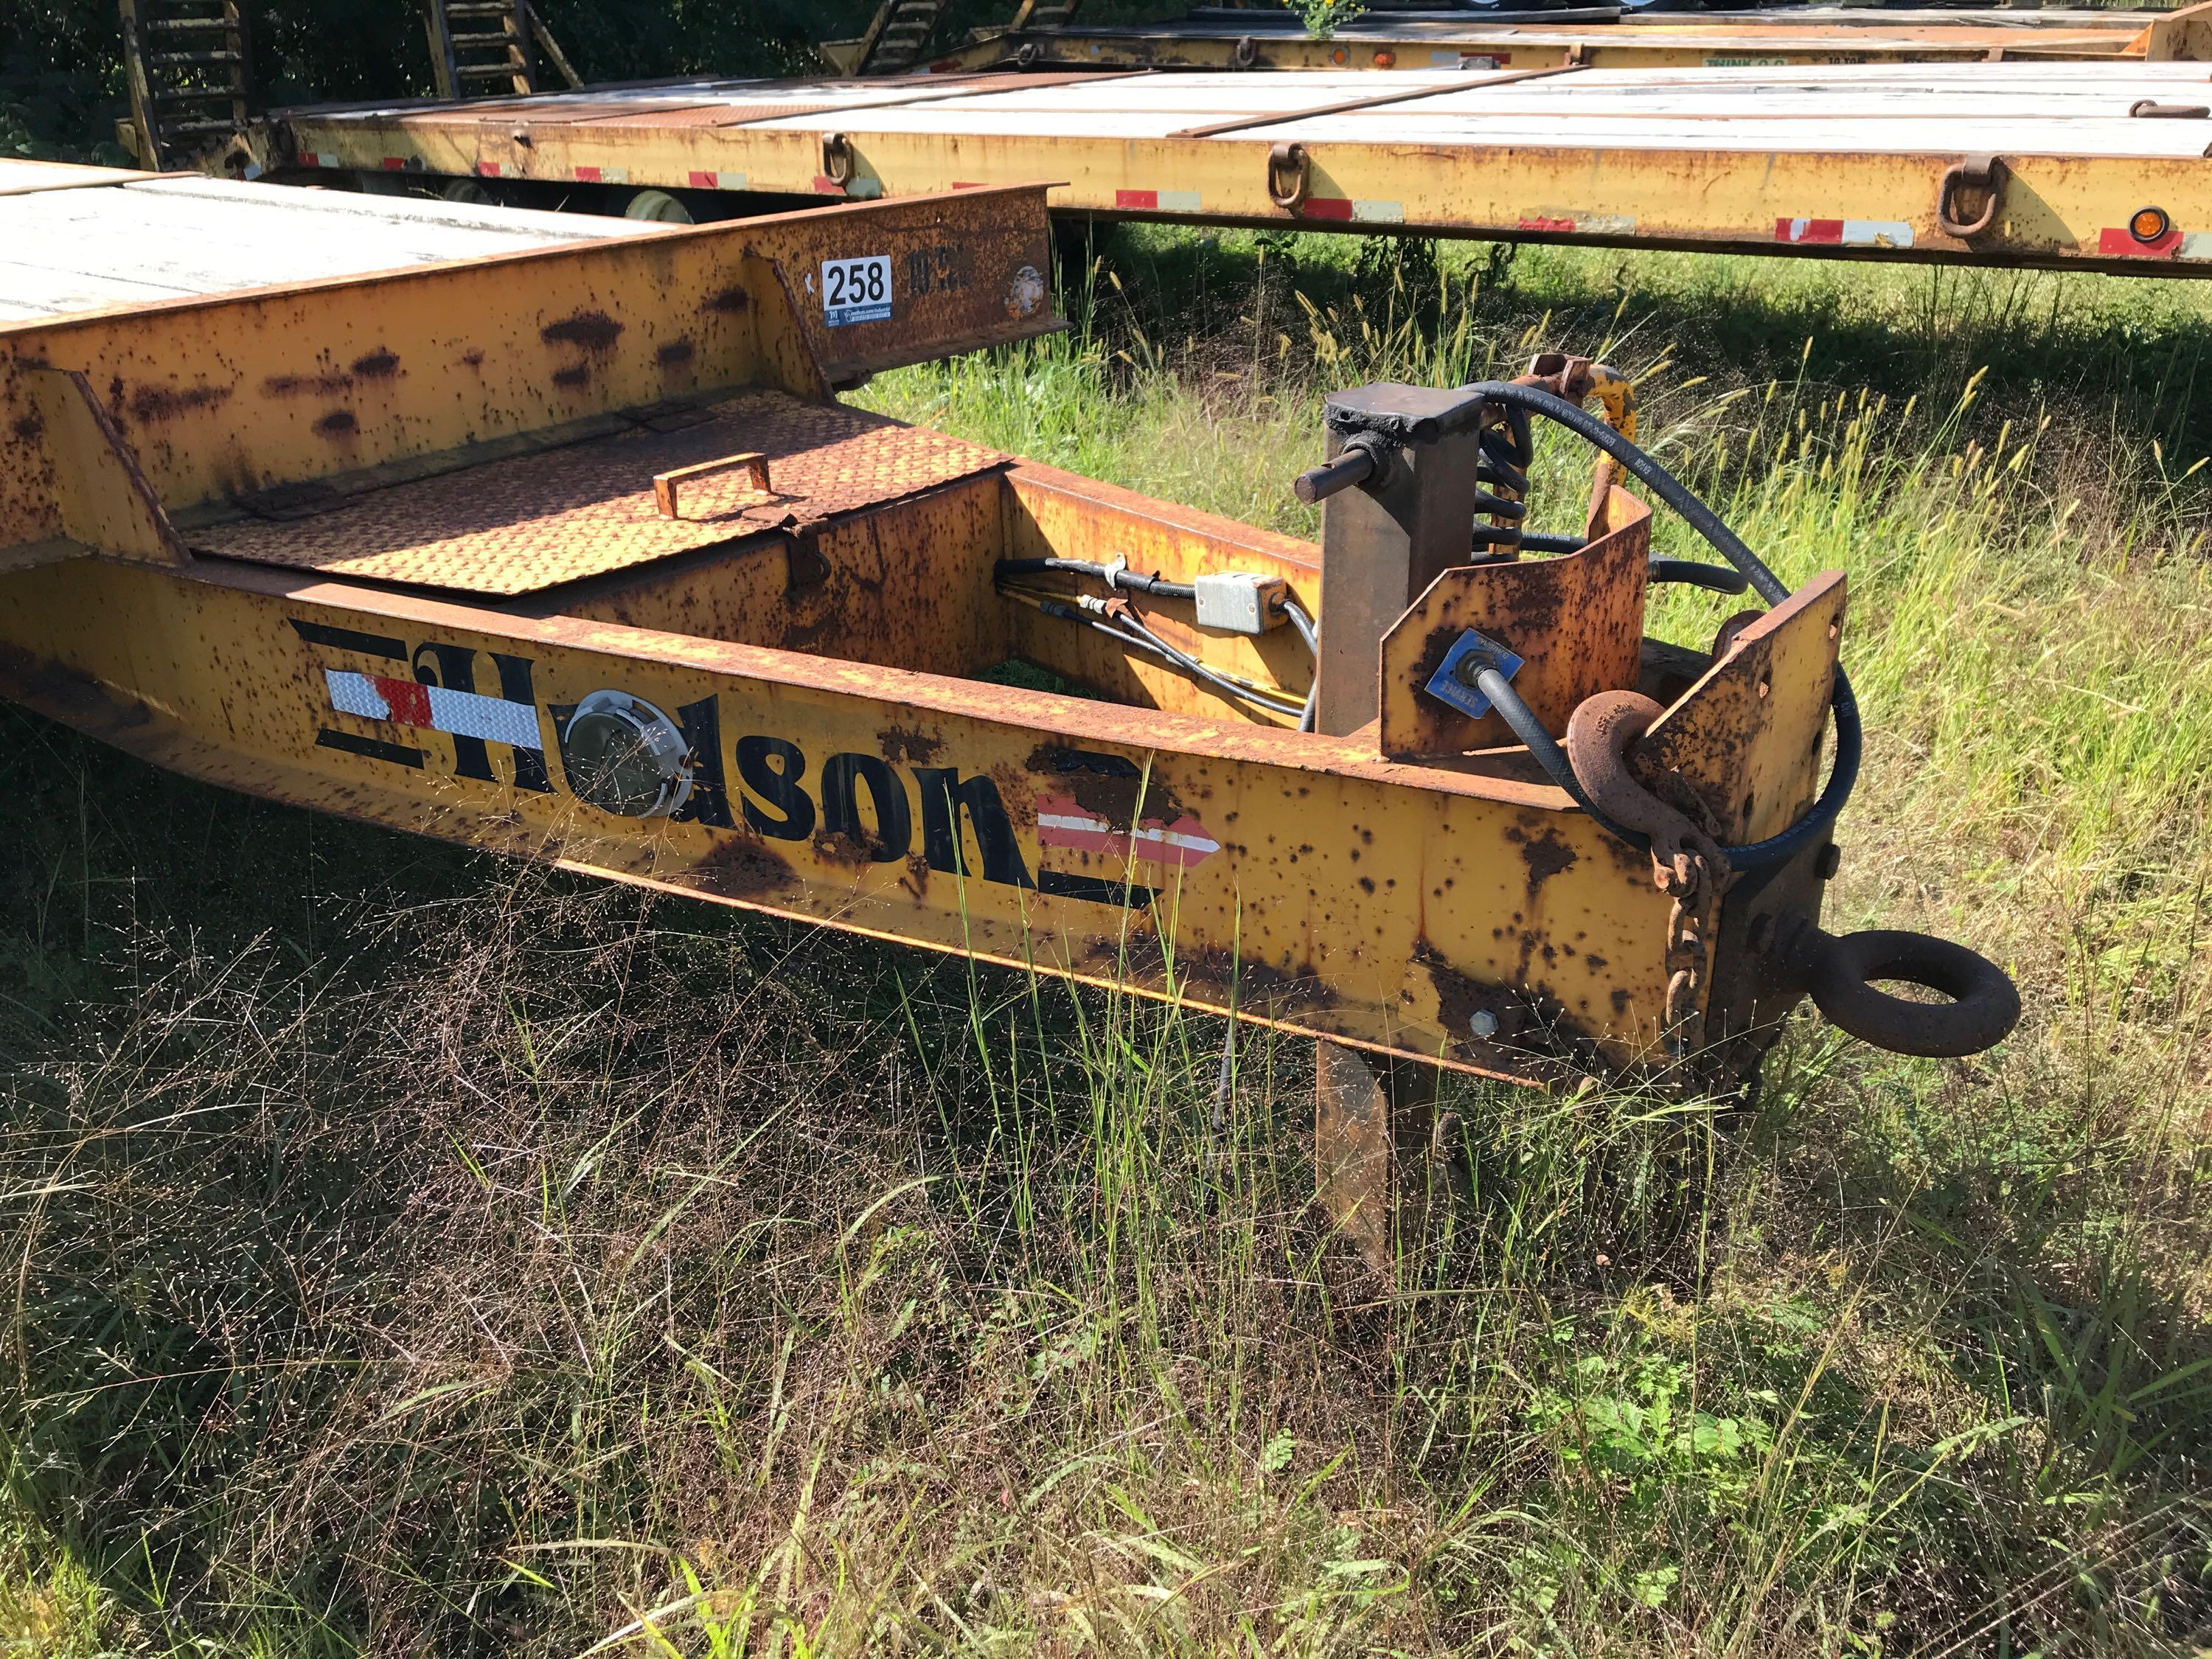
[917,2,2212,74]
[260,60,2212,275]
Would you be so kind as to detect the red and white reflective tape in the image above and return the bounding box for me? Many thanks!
[296,150,339,170]
[1303,198,1403,224]
[380,156,412,172]
[1775,217,1914,248]
[1036,796,1220,869]
[476,161,505,178]
[574,164,630,185]
[325,670,543,751]
[1520,209,1636,237]
[1115,188,1203,212]
[686,169,747,189]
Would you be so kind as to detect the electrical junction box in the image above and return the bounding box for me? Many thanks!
[1192,571,1287,635]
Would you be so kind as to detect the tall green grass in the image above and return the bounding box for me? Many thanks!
[3,230,2208,1655]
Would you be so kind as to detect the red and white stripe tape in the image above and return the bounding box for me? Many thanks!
[1775,218,1914,249]
[1116,188,1203,212]
[325,670,542,751]
[1302,197,1403,224]
[1036,795,1220,869]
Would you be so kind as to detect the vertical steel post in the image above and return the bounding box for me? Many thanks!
[1309,383,1486,1276]
[1311,384,1489,736]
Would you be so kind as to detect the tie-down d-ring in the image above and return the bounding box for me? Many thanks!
[1267,142,1311,212]
[1781,917,2020,1058]
[1935,153,2006,240]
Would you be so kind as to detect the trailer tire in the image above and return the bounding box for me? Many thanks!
[623,188,694,223]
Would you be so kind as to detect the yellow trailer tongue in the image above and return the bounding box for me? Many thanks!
[0,167,2014,1265]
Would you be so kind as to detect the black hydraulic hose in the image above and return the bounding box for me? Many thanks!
[1470,661,1636,842]
[1032,599,1304,719]
[1461,380,1785,598]
[1475,528,1582,555]
[1452,380,1862,869]
[995,557,1196,602]
[1649,557,1752,595]
[1112,611,1307,717]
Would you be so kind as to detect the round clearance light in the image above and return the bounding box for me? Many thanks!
[560,690,695,819]
[1330,45,1348,63]
[2130,206,2172,244]
[1372,49,1396,66]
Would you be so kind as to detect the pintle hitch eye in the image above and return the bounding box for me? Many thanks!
[1771,911,2021,1059]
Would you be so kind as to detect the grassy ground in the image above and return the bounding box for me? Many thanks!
[3,228,2210,1655]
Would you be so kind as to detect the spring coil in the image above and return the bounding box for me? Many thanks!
[1470,406,1533,556]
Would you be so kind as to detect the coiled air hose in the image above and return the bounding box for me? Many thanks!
[1450,380,1862,872]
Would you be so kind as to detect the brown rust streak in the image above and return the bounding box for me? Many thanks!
[692,832,796,899]
[1413,939,1593,1082]
[541,311,625,352]
[1024,742,1193,824]
[879,723,943,763]
[125,382,232,423]
[264,369,354,397]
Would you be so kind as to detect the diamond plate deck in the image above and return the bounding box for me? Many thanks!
[195,390,1007,595]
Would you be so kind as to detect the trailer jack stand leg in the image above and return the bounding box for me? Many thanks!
[1315,1040,1439,1281]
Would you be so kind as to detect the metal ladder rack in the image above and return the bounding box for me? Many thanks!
[419,0,583,100]
[847,0,1085,73]
[851,0,956,74]
[119,0,253,171]
[422,0,535,98]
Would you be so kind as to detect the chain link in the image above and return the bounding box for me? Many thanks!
[1654,772,1729,1062]
[1663,868,1719,1060]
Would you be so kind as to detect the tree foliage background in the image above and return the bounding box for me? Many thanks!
[0,0,877,161]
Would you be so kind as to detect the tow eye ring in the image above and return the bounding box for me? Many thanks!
[1776,914,2020,1059]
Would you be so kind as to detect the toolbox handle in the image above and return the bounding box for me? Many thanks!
[654,453,771,521]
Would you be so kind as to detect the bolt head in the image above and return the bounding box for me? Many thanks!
[1468,1009,1500,1039]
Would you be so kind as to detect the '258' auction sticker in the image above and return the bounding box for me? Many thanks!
[821,255,892,327]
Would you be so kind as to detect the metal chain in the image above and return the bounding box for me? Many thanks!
[1654,770,1729,1062]
[1663,868,1719,1061]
